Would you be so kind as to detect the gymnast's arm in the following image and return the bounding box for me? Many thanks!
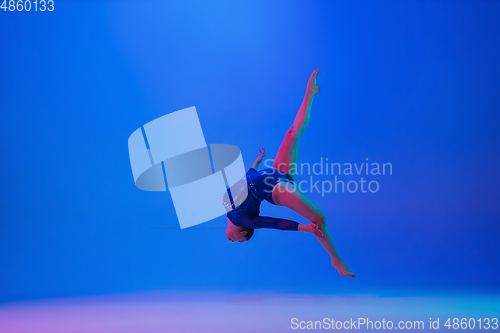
[250,147,266,171]
[238,215,324,237]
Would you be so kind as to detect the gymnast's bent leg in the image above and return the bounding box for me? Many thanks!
[272,182,355,277]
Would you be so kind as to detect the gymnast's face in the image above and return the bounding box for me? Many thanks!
[225,228,248,243]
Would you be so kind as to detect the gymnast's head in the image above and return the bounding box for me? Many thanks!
[225,224,254,243]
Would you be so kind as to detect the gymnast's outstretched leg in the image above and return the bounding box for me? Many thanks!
[272,68,320,179]
[271,69,355,277]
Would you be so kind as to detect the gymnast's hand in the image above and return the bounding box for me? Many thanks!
[307,68,321,97]
[302,223,324,238]
[256,147,266,163]
[250,147,266,170]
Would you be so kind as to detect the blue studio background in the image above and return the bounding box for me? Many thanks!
[1,1,499,302]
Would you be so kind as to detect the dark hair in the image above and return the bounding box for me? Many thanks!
[243,227,255,241]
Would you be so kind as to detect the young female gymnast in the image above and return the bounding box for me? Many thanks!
[223,69,355,277]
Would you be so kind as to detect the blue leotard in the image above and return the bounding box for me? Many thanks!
[222,167,299,231]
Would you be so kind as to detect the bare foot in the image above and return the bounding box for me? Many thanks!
[306,223,324,238]
[332,257,356,278]
[308,68,321,96]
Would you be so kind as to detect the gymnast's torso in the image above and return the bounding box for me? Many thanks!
[223,167,294,225]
